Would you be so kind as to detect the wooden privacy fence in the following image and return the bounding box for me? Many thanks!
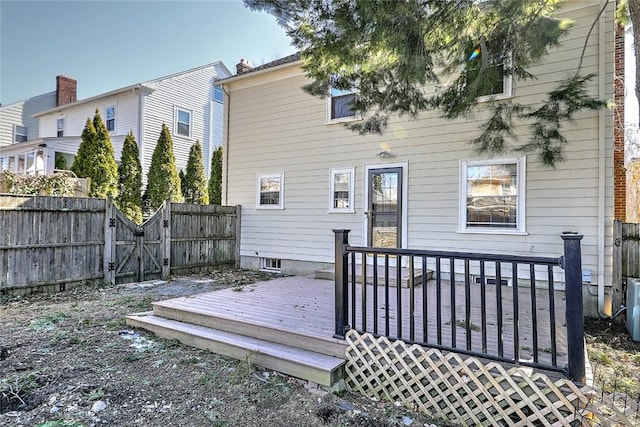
[613,220,640,310]
[0,195,240,294]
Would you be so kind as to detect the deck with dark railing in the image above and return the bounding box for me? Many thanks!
[146,273,568,374]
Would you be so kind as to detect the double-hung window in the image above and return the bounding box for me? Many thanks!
[460,157,525,233]
[213,86,224,104]
[257,173,284,209]
[106,106,116,132]
[175,107,192,138]
[56,118,65,137]
[465,51,512,101]
[14,125,27,143]
[329,168,355,212]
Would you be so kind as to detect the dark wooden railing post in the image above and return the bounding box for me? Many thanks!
[561,232,585,383]
[333,229,350,339]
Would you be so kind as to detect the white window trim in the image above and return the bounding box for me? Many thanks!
[106,105,116,133]
[14,124,27,143]
[256,172,285,209]
[174,106,192,138]
[458,156,527,235]
[56,117,65,137]
[326,77,360,124]
[328,167,355,213]
[476,54,513,102]
[213,86,224,104]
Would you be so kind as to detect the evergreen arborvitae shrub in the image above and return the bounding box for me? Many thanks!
[71,110,118,198]
[71,118,96,178]
[116,131,143,224]
[146,123,183,210]
[179,169,187,200]
[183,140,209,205]
[208,146,222,205]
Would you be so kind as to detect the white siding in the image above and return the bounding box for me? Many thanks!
[141,63,230,183]
[224,2,615,291]
[0,92,56,147]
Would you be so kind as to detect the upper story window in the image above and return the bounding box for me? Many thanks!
[465,50,512,100]
[56,118,65,137]
[257,173,284,209]
[175,107,192,138]
[329,168,355,213]
[329,86,356,121]
[213,86,224,103]
[106,106,116,132]
[459,157,525,234]
[14,125,27,143]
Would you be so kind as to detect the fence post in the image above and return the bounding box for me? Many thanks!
[103,197,116,285]
[235,205,242,269]
[612,219,623,322]
[161,201,171,279]
[561,232,585,383]
[333,229,350,339]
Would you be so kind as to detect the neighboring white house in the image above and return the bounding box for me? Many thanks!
[0,62,231,180]
[218,1,616,318]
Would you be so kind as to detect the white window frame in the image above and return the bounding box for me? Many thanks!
[56,117,65,137]
[327,75,359,123]
[106,105,116,132]
[328,167,355,213]
[475,54,513,102]
[256,172,284,209]
[175,106,192,138]
[458,157,526,235]
[14,125,27,143]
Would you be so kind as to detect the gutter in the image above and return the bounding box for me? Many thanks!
[597,2,608,318]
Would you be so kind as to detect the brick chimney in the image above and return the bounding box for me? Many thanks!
[56,75,77,106]
[236,59,252,75]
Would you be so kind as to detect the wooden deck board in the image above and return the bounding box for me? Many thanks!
[151,275,568,370]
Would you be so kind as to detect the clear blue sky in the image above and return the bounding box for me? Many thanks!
[0,0,296,105]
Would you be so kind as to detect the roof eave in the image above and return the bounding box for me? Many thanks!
[215,59,303,86]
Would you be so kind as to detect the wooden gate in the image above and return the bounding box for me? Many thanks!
[104,200,170,284]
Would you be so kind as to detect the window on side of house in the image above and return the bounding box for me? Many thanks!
[56,118,65,137]
[460,157,525,233]
[329,168,355,213]
[106,106,116,132]
[328,75,357,121]
[14,125,27,143]
[257,173,284,209]
[465,51,512,101]
[213,86,224,103]
[175,107,192,138]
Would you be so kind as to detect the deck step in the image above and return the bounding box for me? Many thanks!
[151,299,347,359]
[315,264,432,288]
[126,313,345,387]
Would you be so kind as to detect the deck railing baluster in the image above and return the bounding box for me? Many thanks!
[422,256,428,343]
[351,252,357,331]
[385,255,390,336]
[480,260,487,354]
[361,259,367,331]
[529,263,538,363]
[512,262,520,363]
[436,257,442,346]
[548,265,557,367]
[373,255,379,335]
[450,258,456,348]
[397,255,403,339]
[496,261,503,358]
[409,256,415,341]
[464,259,471,351]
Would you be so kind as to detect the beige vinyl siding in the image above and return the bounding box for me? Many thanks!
[0,92,56,147]
[225,2,614,289]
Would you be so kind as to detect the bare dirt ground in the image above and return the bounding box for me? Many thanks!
[0,270,441,427]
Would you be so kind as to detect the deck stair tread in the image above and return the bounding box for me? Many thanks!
[126,312,345,386]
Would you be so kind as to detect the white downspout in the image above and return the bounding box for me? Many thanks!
[597,4,608,317]
[222,84,230,205]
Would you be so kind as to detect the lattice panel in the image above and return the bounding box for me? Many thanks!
[344,330,638,426]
